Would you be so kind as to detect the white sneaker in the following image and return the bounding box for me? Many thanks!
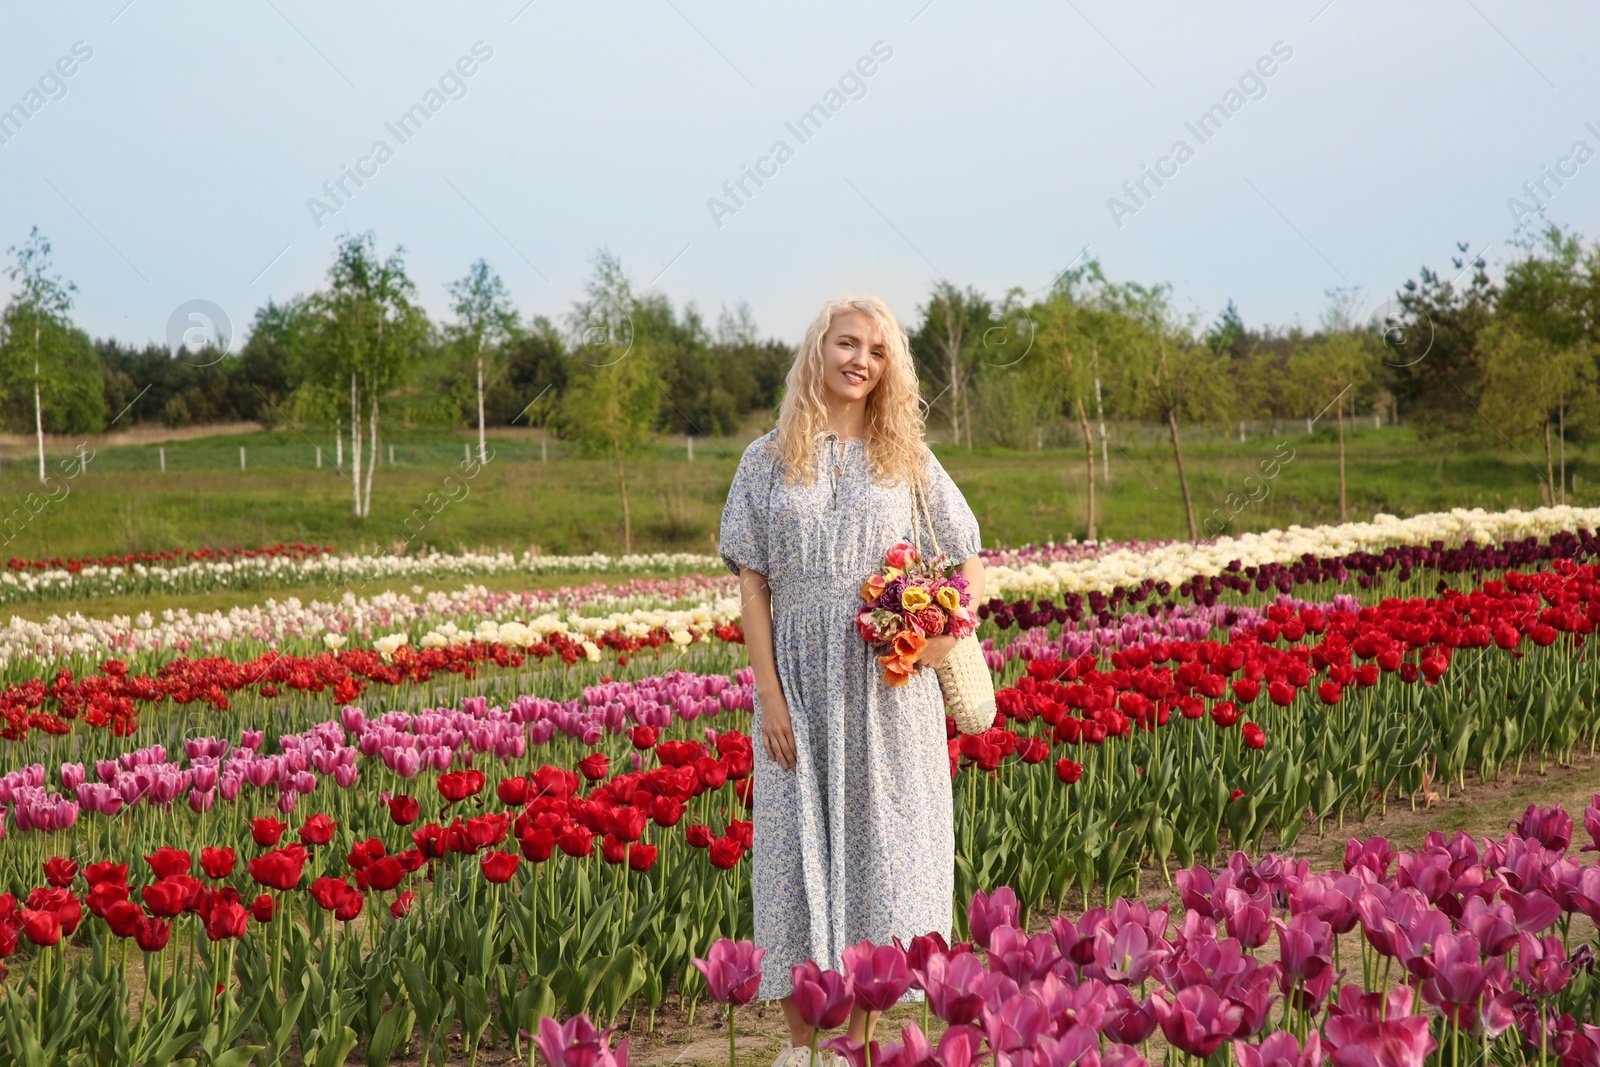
[768,1046,814,1067]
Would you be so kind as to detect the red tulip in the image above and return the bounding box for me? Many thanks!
[1317,681,1343,706]
[577,753,610,781]
[601,833,627,865]
[685,824,713,849]
[1210,700,1240,727]
[334,891,365,922]
[251,817,287,846]
[249,895,277,922]
[628,844,659,872]
[725,819,753,849]
[87,880,130,918]
[609,806,649,843]
[1232,678,1261,703]
[366,856,406,892]
[438,771,476,803]
[630,724,660,749]
[650,795,685,827]
[497,777,530,805]
[205,901,248,941]
[298,814,337,846]
[134,917,171,952]
[708,837,744,869]
[1266,681,1296,707]
[83,862,128,888]
[105,900,143,938]
[146,847,191,879]
[412,823,448,858]
[248,845,307,891]
[557,825,595,858]
[391,891,416,918]
[519,828,556,862]
[1242,722,1265,749]
[309,877,352,911]
[388,795,420,825]
[200,847,237,880]
[142,879,190,918]
[480,850,521,883]
[43,856,78,887]
[1055,758,1083,785]
[1019,737,1050,764]
[21,909,61,946]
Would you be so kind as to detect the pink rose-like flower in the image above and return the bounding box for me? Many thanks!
[885,542,919,571]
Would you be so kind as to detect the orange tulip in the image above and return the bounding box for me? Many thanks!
[859,574,888,602]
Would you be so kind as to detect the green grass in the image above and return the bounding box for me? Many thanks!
[0,422,1583,563]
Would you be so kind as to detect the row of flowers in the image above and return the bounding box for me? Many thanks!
[0,579,740,676]
[0,546,727,606]
[5,542,334,573]
[983,505,1600,598]
[675,802,1600,1067]
[0,630,740,742]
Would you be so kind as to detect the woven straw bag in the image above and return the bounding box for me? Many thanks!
[910,475,996,736]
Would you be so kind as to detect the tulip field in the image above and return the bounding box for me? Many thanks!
[2,504,1600,1065]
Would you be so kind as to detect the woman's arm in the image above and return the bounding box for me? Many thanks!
[738,566,798,770]
[920,553,986,668]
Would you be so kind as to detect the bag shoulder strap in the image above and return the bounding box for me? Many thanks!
[910,463,941,559]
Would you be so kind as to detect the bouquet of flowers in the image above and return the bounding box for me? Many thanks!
[855,540,977,687]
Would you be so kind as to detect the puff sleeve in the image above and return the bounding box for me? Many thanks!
[718,436,774,577]
[920,447,982,567]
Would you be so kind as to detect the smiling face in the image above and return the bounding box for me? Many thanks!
[821,311,887,406]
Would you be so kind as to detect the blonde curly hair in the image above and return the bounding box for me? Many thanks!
[770,295,929,491]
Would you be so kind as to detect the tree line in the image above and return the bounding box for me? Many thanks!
[1,224,1596,540]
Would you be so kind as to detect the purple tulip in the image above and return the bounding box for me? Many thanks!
[921,950,988,1026]
[1233,1031,1322,1067]
[1093,921,1168,985]
[60,762,85,791]
[981,987,1049,1053]
[1102,986,1158,1045]
[1150,986,1244,1059]
[1219,886,1273,949]
[985,926,1060,988]
[1324,988,1435,1067]
[1343,835,1395,880]
[819,1036,878,1067]
[1273,913,1332,982]
[277,791,298,813]
[690,938,764,1005]
[841,940,913,1012]
[534,1013,629,1067]
[966,886,1019,950]
[1512,802,1573,851]
[189,763,218,792]
[790,961,852,1030]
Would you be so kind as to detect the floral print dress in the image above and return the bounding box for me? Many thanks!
[717,428,983,1000]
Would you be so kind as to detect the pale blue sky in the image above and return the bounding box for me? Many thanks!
[2,1,1597,350]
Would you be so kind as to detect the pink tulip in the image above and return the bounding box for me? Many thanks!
[690,938,764,1005]
[790,961,852,1030]
[842,940,912,1012]
[966,886,1019,950]
[534,1013,628,1067]
[60,763,85,791]
[1150,986,1244,1058]
[334,765,358,789]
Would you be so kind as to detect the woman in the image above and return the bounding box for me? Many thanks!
[718,295,985,1065]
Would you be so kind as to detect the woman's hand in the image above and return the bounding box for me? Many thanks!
[760,688,798,771]
[918,633,959,669]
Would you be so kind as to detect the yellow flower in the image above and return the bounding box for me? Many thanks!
[936,586,962,612]
[901,587,931,612]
